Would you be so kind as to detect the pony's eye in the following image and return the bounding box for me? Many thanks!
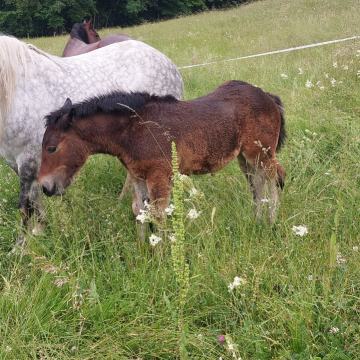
[47,146,57,154]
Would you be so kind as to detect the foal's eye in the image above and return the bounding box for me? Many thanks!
[47,146,57,154]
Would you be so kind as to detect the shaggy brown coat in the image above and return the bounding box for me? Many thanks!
[38,80,286,224]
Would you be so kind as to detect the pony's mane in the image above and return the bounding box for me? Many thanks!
[0,36,34,140]
[45,91,178,129]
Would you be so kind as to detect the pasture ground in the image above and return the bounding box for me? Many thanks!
[0,0,359,358]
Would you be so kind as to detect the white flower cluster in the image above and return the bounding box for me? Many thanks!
[329,326,339,334]
[228,276,247,292]
[336,252,346,265]
[187,208,201,219]
[164,203,175,216]
[136,201,152,224]
[292,225,308,237]
[149,234,162,247]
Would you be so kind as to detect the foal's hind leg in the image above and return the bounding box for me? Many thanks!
[238,155,266,219]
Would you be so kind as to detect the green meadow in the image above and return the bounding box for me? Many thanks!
[0,0,359,358]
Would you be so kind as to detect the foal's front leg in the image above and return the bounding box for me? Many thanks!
[131,177,150,241]
[145,170,171,220]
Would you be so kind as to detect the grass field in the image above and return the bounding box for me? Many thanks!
[1,0,360,358]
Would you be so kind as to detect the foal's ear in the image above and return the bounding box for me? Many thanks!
[58,98,74,130]
[63,98,73,111]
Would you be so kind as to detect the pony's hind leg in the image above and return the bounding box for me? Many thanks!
[238,155,266,219]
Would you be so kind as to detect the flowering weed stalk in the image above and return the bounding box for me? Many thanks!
[170,142,190,359]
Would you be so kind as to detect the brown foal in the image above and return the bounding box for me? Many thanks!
[38,80,286,225]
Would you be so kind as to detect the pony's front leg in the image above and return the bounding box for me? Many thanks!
[16,161,45,246]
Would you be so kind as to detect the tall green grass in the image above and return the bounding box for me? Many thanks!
[1,0,359,358]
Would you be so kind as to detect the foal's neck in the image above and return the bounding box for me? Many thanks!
[76,114,130,156]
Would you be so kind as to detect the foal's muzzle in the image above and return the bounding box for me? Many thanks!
[42,184,56,196]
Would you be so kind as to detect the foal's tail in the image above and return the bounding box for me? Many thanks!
[267,93,286,152]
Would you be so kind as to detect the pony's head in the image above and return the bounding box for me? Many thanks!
[82,19,100,43]
[69,23,88,42]
[38,98,90,196]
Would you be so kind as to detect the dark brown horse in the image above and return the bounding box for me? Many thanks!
[62,19,132,57]
[38,80,286,225]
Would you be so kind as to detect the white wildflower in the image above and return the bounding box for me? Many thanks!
[189,187,199,197]
[330,78,337,87]
[324,73,329,78]
[5,346,12,352]
[336,252,346,265]
[307,274,313,281]
[325,171,331,175]
[333,61,338,68]
[305,80,314,88]
[169,233,176,243]
[352,246,359,252]
[298,67,304,75]
[292,225,308,237]
[280,73,288,79]
[164,203,175,216]
[329,326,339,334]
[260,198,269,203]
[136,209,150,224]
[228,276,247,292]
[187,208,201,219]
[149,234,162,247]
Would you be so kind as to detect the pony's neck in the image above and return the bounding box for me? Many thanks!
[75,114,131,157]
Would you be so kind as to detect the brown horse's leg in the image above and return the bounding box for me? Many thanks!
[145,170,171,220]
[238,154,266,219]
[132,178,149,241]
[119,172,133,201]
[258,157,285,223]
[266,159,285,223]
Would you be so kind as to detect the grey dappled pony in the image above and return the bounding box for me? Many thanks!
[0,35,183,245]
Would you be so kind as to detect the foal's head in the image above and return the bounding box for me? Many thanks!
[38,99,90,196]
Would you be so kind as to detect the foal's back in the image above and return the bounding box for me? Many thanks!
[144,80,281,145]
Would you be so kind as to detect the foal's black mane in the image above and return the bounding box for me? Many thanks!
[45,92,178,129]
[70,23,87,42]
